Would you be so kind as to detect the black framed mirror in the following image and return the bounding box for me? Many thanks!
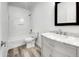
[55,2,79,26]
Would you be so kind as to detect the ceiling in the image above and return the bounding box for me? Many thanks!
[8,2,38,11]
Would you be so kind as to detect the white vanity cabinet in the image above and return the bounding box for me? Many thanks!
[41,36,54,57]
[41,35,79,57]
[42,43,52,57]
[52,41,76,57]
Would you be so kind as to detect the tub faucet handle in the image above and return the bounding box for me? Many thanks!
[1,41,6,47]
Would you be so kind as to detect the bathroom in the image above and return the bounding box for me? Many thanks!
[1,1,79,57]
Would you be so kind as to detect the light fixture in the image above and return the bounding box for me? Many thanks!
[19,18,25,25]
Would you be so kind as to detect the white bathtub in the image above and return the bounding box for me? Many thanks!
[7,33,37,50]
[7,36,36,50]
[7,38,25,50]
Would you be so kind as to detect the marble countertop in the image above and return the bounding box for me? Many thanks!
[42,32,79,47]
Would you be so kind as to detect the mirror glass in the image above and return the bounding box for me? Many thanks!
[57,2,76,23]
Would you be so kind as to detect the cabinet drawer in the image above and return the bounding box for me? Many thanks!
[54,41,76,57]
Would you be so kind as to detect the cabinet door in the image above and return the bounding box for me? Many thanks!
[42,36,55,47]
[41,36,54,57]
[51,49,68,57]
[76,47,79,57]
[42,44,52,57]
[53,41,76,57]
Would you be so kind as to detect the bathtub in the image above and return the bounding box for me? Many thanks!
[7,38,25,50]
[7,33,37,50]
[7,36,36,50]
[7,36,26,50]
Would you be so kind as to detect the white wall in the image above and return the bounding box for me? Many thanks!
[31,2,52,47]
[1,2,9,42]
[8,6,31,41]
[0,2,9,57]
[31,2,52,33]
[0,3,2,45]
[31,2,79,47]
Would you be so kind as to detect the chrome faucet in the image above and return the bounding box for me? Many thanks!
[58,29,62,34]
[29,29,32,34]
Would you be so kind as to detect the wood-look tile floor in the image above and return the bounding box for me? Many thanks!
[7,45,41,57]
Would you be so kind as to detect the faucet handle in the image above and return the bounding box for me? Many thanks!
[64,32,67,35]
[58,29,62,34]
[1,41,6,47]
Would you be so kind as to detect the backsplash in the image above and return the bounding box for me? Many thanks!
[50,29,79,38]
